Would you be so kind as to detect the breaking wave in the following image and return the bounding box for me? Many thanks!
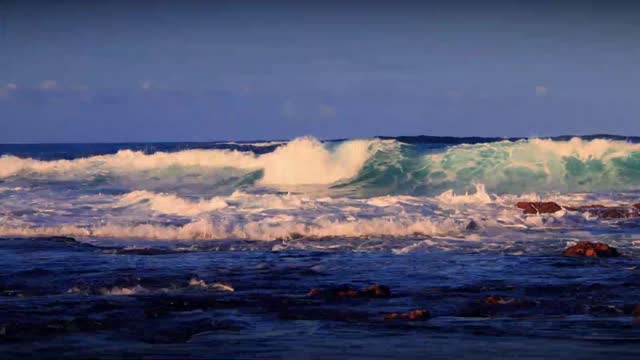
[1,136,639,195]
[0,137,388,186]
[343,137,640,195]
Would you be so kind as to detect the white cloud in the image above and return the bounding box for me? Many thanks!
[5,83,17,90]
[140,80,152,90]
[39,80,58,90]
[535,85,548,96]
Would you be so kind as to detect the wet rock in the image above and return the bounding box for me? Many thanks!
[465,220,480,231]
[562,241,621,258]
[565,204,640,219]
[634,203,640,211]
[588,208,639,219]
[564,204,606,211]
[384,309,431,321]
[483,295,514,305]
[360,284,391,298]
[633,304,640,318]
[309,284,391,299]
[516,202,562,214]
[458,296,537,317]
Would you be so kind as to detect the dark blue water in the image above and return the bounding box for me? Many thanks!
[1,236,639,359]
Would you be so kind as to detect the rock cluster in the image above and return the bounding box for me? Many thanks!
[516,201,640,219]
[384,309,430,321]
[309,284,391,299]
[562,241,621,258]
[516,202,562,214]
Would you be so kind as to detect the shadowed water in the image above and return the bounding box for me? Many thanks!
[1,236,639,359]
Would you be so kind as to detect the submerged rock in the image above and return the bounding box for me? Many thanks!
[384,309,431,321]
[458,296,536,317]
[516,202,562,214]
[562,241,621,258]
[564,204,640,219]
[309,284,391,299]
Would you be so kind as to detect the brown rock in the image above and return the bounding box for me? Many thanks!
[634,203,640,211]
[588,208,630,219]
[565,204,640,219]
[516,202,562,214]
[360,284,391,298]
[384,309,431,321]
[309,284,391,299]
[564,204,607,211]
[562,241,621,258]
[632,304,640,317]
[483,295,514,305]
[458,296,536,317]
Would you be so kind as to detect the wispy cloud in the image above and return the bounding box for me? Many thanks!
[535,85,548,97]
[0,83,17,98]
[39,80,58,90]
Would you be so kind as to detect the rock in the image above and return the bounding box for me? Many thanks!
[360,285,391,298]
[565,204,640,219]
[483,295,515,305]
[465,220,480,231]
[634,203,640,211]
[593,208,628,219]
[633,304,640,317]
[564,204,607,211]
[309,284,391,299]
[562,241,621,258]
[384,309,430,321]
[458,296,536,317]
[516,202,562,214]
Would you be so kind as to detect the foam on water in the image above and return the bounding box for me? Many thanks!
[1,136,639,246]
[0,137,384,186]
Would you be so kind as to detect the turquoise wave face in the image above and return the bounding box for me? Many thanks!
[2,137,639,197]
[340,138,640,196]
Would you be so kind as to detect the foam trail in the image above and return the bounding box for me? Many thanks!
[118,190,228,216]
[0,215,465,241]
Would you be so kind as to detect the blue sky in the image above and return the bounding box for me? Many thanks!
[0,0,639,142]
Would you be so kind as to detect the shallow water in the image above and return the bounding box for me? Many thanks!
[1,236,640,359]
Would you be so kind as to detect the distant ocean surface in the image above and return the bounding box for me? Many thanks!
[1,135,640,359]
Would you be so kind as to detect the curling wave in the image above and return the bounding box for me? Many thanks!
[342,137,640,195]
[0,137,390,186]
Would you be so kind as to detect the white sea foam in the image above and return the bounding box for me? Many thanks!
[99,285,148,296]
[4,182,633,243]
[118,190,229,216]
[0,137,384,186]
[435,183,492,205]
[189,278,235,292]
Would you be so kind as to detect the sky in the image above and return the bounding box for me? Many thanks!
[0,0,639,143]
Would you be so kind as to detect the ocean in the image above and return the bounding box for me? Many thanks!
[1,135,640,359]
